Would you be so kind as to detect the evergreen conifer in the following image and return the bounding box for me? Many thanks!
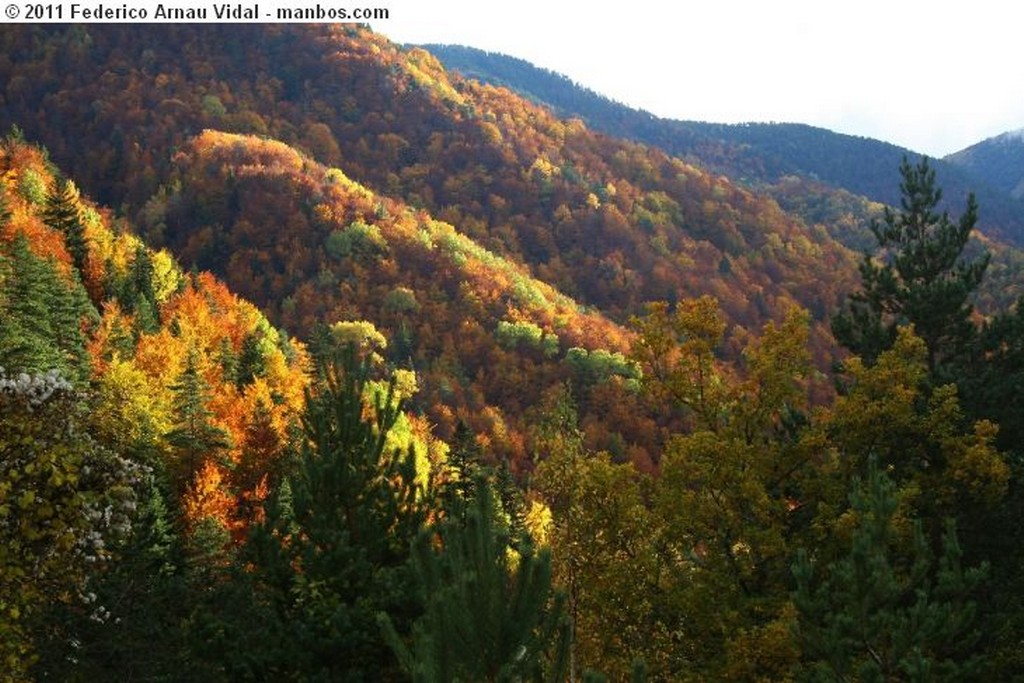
[165,348,230,485]
[833,157,988,375]
[42,178,88,275]
[792,458,987,681]
[380,476,571,683]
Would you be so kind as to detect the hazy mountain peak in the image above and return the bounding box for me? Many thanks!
[996,128,1024,143]
[946,126,1024,200]
[425,43,1024,244]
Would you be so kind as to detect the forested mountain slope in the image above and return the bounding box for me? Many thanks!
[0,23,873,460]
[0,24,857,335]
[9,23,1024,462]
[425,43,1024,245]
[4,134,1014,681]
[5,25,1024,683]
[0,135,317,677]
[947,129,1024,200]
[162,129,648,464]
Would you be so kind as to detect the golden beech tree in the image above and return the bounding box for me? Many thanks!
[646,303,817,681]
[182,459,235,534]
[531,385,667,681]
[630,295,730,431]
[815,327,1008,530]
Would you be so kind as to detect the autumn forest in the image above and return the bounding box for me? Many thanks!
[3,23,1024,682]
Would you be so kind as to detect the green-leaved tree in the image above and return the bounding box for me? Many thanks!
[42,178,88,276]
[165,348,230,488]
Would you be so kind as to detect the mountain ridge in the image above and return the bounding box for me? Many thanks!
[12,24,1024,464]
[423,43,1024,246]
[946,130,1024,201]
[0,24,858,329]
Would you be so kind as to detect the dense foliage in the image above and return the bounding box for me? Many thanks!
[3,23,1024,683]
[425,44,1024,246]
[0,24,856,337]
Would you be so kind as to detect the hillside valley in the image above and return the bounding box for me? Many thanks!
[0,23,875,448]
[425,44,1024,249]
[4,22,1024,682]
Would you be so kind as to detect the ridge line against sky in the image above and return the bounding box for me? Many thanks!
[375,0,1024,158]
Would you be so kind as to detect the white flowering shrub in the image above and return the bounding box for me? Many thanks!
[0,368,73,407]
[0,367,147,675]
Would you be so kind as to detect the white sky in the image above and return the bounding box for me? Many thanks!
[376,0,1024,158]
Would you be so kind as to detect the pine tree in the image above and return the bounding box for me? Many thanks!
[46,260,96,381]
[122,244,160,333]
[244,347,429,679]
[235,330,267,388]
[441,420,483,521]
[495,459,527,543]
[379,476,571,683]
[390,319,415,366]
[165,348,230,486]
[130,244,157,306]
[215,337,238,387]
[792,458,988,682]
[0,235,60,374]
[957,299,1024,452]
[0,233,92,380]
[42,178,88,276]
[832,157,988,374]
[233,397,283,515]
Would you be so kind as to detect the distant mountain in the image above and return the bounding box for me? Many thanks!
[4,24,1024,468]
[0,24,861,465]
[946,129,1024,200]
[0,25,858,333]
[424,44,1024,245]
